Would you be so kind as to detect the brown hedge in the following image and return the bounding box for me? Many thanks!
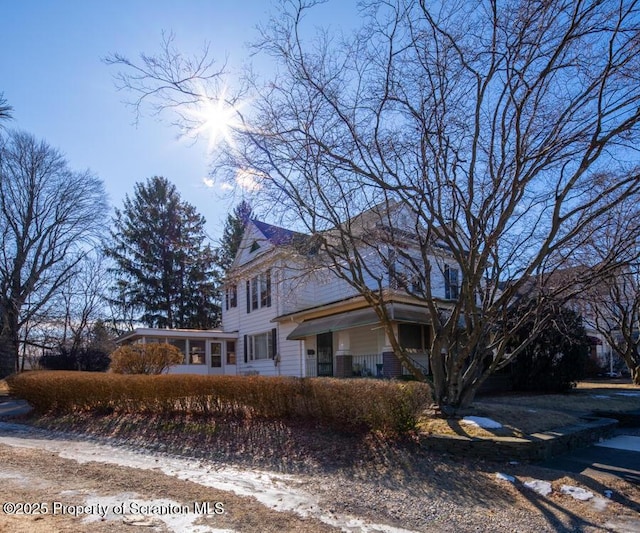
[109,343,184,374]
[7,371,431,434]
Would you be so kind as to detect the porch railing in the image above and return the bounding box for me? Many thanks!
[351,354,384,378]
[304,351,430,379]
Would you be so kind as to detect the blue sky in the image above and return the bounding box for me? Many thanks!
[0,0,358,242]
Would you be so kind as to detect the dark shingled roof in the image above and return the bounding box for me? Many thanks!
[251,219,307,246]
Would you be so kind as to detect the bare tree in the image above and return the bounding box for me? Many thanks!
[0,131,107,377]
[109,0,640,411]
[0,93,12,127]
[576,201,640,383]
[55,253,111,356]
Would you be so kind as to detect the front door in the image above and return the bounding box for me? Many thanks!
[209,341,223,375]
[316,332,334,377]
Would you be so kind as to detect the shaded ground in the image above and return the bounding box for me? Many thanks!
[1,379,639,532]
[0,411,638,533]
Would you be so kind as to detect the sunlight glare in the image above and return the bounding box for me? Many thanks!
[185,84,244,153]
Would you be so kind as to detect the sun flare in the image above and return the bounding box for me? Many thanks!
[185,85,244,152]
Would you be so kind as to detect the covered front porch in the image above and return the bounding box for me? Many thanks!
[285,303,431,379]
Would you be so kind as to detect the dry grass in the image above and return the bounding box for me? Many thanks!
[0,379,8,396]
[420,380,640,438]
[481,383,640,415]
[419,403,579,438]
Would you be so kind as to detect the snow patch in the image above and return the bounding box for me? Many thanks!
[614,391,640,397]
[590,497,609,512]
[82,494,232,533]
[560,485,593,501]
[595,435,640,452]
[523,480,552,496]
[0,422,420,533]
[460,416,502,429]
[495,473,515,483]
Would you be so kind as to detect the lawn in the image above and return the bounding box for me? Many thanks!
[420,380,640,438]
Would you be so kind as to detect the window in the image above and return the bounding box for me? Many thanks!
[398,324,429,352]
[226,341,236,365]
[247,270,272,313]
[260,271,271,308]
[189,340,205,364]
[168,338,187,364]
[444,265,459,300]
[248,332,272,360]
[251,277,259,310]
[210,342,222,368]
[250,240,260,253]
[225,285,237,310]
[244,329,277,361]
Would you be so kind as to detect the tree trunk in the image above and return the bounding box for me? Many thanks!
[632,365,640,386]
[0,310,20,378]
[0,333,18,379]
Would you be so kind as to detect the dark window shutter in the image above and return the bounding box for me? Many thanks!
[270,328,277,359]
[266,270,272,307]
[246,281,250,314]
[244,335,248,363]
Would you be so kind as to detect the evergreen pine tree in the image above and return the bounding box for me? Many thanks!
[106,176,220,328]
[216,200,253,272]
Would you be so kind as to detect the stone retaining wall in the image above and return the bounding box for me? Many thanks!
[419,417,618,462]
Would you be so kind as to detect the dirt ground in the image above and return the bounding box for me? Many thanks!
[0,413,639,533]
[1,379,639,532]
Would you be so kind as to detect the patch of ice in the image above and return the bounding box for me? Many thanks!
[604,490,613,499]
[592,395,611,399]
[82,494,232,533]
[595,435,640,452]
[0,422,420,533]
[460,416,502,429]
[614,392,640,397]
[523,480,552,496]
[560,485,593,501]
[495,473,515,483]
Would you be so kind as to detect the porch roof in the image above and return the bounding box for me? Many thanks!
[286,303,430,340]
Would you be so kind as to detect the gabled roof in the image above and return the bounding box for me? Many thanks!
[251,219,307,246]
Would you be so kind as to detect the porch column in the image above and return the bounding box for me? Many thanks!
[335,330,352,378]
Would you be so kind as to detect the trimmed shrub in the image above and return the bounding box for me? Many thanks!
[109,343,184,374]
[7,372,431,435]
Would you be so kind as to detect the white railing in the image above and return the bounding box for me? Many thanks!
[351,354,384,378]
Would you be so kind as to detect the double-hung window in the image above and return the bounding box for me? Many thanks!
[247,270,272,313]
[245,329,277,361]
[225,285,237,310]
[444,265,459,300]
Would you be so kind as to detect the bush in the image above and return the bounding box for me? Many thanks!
[109,343,184,374]
[39,346,110,372]
[7,372,431,435]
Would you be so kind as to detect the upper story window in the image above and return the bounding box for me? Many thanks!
[225,285,237,310]
[444,264,459,300]
[246,270,272,313]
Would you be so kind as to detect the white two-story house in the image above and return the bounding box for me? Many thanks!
[220,203,461,379]
[118,203,461,378]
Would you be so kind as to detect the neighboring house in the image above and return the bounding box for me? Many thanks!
[117,203,461,378]
[514,265,619,371]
